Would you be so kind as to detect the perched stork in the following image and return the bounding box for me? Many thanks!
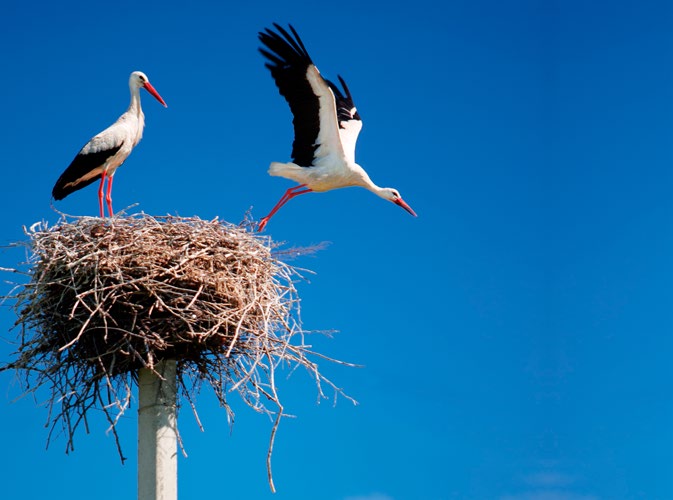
[257,24,417,231]
[52,71,167,217]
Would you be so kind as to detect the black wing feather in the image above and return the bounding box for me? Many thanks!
[259,23,321,167]
[52,145,122,200]
[326,75,361,128]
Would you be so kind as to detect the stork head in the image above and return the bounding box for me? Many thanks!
[381,188,417,217]
[129,71,167,107]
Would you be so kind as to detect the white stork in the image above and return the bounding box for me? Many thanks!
[257,24,417,231]
[52,71,167,217]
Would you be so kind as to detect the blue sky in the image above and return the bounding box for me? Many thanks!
[1,0,672,498]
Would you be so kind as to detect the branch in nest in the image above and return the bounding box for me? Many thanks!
[1,212,356,491]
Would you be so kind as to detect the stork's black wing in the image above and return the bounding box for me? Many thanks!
[52,139,122,200]
[326,75,363,163]
[259,24,325,167]
[327,75,361,126]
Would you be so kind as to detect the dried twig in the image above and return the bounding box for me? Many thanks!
[1,213,355,490]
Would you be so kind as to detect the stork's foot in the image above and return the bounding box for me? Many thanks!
[258,217,271,232]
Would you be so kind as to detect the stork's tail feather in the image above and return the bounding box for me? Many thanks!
[268,161,288,177]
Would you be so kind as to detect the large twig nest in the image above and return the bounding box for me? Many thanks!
[1,213,353,489]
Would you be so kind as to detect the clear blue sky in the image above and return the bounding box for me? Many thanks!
[1,0,672,498]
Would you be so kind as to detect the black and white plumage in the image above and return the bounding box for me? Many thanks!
[257,23,417,231]
[52,71,167,217]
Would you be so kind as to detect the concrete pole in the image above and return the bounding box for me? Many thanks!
[138,360,178,500]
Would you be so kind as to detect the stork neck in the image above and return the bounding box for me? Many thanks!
[350,163,379,195]
[369,184,390,199]
[128,87,143,115]
[358,170,387,199]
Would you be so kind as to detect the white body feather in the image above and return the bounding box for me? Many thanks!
[268,66,374,194]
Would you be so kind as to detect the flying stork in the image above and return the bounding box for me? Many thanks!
[52,71,167,217]
[257,24,417,231]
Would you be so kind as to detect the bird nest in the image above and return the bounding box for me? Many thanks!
[1,212,353,490]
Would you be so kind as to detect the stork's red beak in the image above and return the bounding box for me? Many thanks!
[394,198,417,217]
[143,82,168,107]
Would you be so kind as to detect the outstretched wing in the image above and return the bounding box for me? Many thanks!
[259,24,345,167]
[326,75,362,164]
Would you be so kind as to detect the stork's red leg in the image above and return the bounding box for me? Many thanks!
[98,172,107,218]
[258,184,312,232]
[106,175,114,217]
